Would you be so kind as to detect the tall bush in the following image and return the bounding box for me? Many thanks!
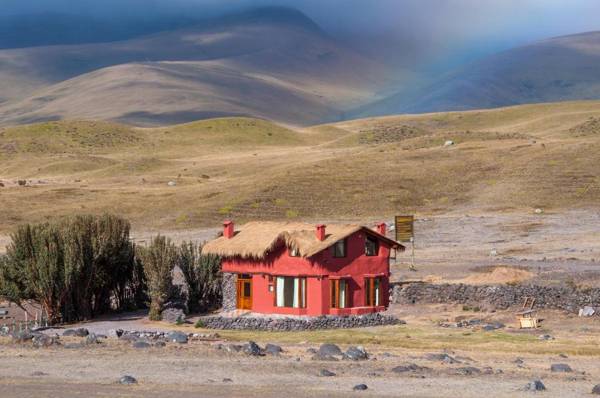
[138,235,177,321]
[0,214,143,324]
[177,242,222,313]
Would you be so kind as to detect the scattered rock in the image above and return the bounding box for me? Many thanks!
[222,378,233,383]
[84,333,99,345]
[424,353,459,364]
[63,328,89,337]
[534,208,544,214]
[319,369,336,377]
[108,329,124,338]
[353,384,368,391]
[167,181,177,187]
[264,343,283,356]
[318,343,343,357]
[63,343,83,349]
[524,379,546,391]
[455,367,481,376]
[32,334,59,348]
[539,334,554,341]
[30,371,49,377]
[306,348,317,354]
[119,333,138,342]
[132,340,152,349]
[167,331,188,344]
[17,179,26,186]
[154,341,166,348]
[119,375,138,385]
[592,384,600,395]
[392,363,429,373]
[579,306,595,317]
[345,346,368,361]
[550,363,573,373]
[161,308,186,324]
[443,140,455,147]
[242,341,265,356]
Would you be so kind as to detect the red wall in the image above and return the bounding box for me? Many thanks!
[222,230,392,316]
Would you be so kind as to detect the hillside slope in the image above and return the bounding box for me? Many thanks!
[0,7,395,126]
[1,101,600,233]
[356,31,600,117]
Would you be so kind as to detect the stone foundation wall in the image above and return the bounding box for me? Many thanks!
[391,282,600,312]
[221,273,236,312]
[201,312,401,331]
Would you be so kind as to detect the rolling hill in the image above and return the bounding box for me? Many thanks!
[1,101,600,235]
[355,31,600,117]
[0,7,396,126]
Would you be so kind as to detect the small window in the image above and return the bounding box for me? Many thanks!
[289,247,300,257]
[365,277,382,307]
[365,236,379,256]
[330,279,349,308]
[332,240,346,258]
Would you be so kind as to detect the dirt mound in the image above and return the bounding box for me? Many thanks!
[569,117,600,137]
[458,267,534,285]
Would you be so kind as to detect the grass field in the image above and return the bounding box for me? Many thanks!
[1,100,600,236]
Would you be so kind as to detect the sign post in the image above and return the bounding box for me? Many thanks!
[395,215,416,271]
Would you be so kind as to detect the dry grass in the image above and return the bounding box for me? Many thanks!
[1,101,600,237]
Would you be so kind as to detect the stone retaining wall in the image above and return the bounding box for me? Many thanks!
[391,282,600,312]
[200,312,401,331]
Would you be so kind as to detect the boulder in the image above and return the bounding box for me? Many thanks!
[524,379,546,391]
[32,334,58,348]
[119,375,138,385]
[63,328,89,337]
[167,331,188,344]
[242,341,265,356]
[443,140,455,147]
[318,343,343,357]
[161,308,186,324]
[132,340,152,349]
[579,306,595,317]
[392,364,429,373]
[222,378,233,383]
[84,333,99,345]
[264,343,283,356]
[319,369,336,377]
[455,367,481,376]
[592,384,600,395]
[424,353,459,364]
[550,363,572,373]
[108,329,124,338]
[353,384,368,391]
[345,346,368,361]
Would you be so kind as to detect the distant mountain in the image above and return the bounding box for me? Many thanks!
[0,7,395,126]
[354,31,600,117]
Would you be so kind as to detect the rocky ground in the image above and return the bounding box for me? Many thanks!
[2,304,600,397]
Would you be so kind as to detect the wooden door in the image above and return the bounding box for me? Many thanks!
[236,276,252,310]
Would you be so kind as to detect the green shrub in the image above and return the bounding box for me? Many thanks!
[0,214,143,324]
[138,235,177,321]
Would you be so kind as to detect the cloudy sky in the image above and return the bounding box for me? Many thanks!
[2,0,599,70]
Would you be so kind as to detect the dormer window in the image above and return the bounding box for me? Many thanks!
[365,236,379,256]
[332,239,346,258]
[289,247,300,257]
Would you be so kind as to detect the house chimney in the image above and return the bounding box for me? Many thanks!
[376,222,387,236]
[316,224,326,241]
[223,220,234,239]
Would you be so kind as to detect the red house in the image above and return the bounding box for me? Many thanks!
[202,221,403,316]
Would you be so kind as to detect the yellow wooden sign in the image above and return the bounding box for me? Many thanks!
[395,215,414,242]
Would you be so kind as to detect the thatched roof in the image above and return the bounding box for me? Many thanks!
[201,221,403,259]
